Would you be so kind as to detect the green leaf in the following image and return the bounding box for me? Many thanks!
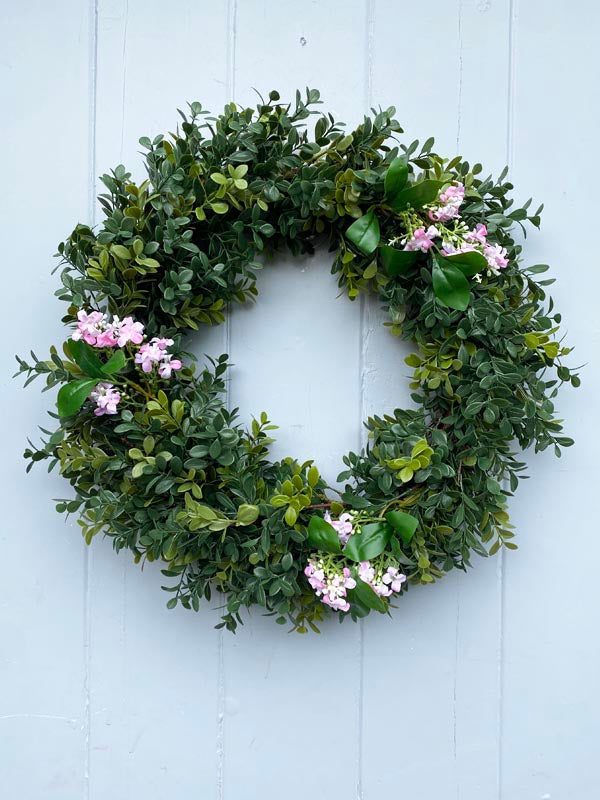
[284,505,298,526]
[380,245,419,276]
[66,340,105,378]
[236,504,260,526]
[111,244,131,260]
[56,379,99,417]
[347,578,387,613]
[432,254,471,311]
[390,179,444,212]
[101,349,127,375]
[307,515,341,554]
[443,250,488,277]
[363,261,378,280]
[345,210,380,255]
[384,156,408,201]
[385,510,418,545]
[344,522,391,563]
[210,202,229,214]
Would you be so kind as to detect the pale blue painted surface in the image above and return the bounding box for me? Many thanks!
[1,1,599,798]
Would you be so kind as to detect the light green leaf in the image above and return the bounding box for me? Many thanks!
[56,378,99,417]
[345,210,380,255]
[344,522,391,563]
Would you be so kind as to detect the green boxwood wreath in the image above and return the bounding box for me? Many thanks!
[18,89,578,632]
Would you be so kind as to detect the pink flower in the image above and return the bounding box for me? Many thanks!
[152,337,174,349]
[134,341,164,373]
[358,561,375,583]
[465,223,488,246]
[158,357,183,379]
[89,382,121,416]
[304,560,326,592]
[324,510,354,545]
[134,337,182,378]
[382,566,407,593]
[305,559,356,613]
[342,567,356,591]
[428,183,465,222]
[403,225,439,253]
[72,310,107,345]
[484,243,509,272]
[116,316,145,346]
[95,329,118,348]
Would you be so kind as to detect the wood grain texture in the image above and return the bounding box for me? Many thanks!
[1,1,599,798]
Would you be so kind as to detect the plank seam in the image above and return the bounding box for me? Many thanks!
[498,2,518,796]
[217,5,237,797]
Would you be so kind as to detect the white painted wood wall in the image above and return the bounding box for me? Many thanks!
[2,1,599,797]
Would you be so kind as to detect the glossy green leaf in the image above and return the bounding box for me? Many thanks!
[67,340,105,378]
[101,349,127,375]
[347,578,386,613]
[307,515,341,554]
[432,254,471,311]
[390,179,444,211]
[380,245,419,276]
[443,249,488,277]
[385,510,418,545]
[384,156,408,201]
[344,521,391,563]
[345,210,380,255]
[57,379,99,417]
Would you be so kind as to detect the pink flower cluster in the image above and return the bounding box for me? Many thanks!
[304,559,357,612]
[73,311,144,348]
[403,225,440,253]
[89,382,121,416]
[428,183,465,222]
[443,223,509,273]
[324,510,354,545]
[134,338,182,378]
[358,561,406,598]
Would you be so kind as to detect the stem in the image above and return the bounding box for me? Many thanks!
[123,377,154,400]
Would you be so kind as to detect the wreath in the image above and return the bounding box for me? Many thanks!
[17,89,578,632]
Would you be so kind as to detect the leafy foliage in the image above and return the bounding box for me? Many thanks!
[17,89,577,632]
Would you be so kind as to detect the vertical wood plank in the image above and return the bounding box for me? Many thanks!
[502,2,600,797]
[361,2,510,797]
[0,2,92,798]
[221,2,367,797]
[86,2,229,797]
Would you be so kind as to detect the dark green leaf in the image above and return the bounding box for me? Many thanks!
[442,250,488,277]
[384,156,408,201]
[347,578,386,613]
[385,510,418,545]
[432,254,471,311]
[66,340,105,378]
[390,179,444,212]
[380,245,419,276]
[102,349,127,375]
[307,515,341,554]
